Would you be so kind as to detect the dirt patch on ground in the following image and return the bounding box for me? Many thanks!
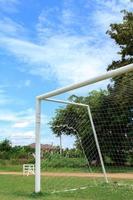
[43,172,133,179]
[0,171,133,179]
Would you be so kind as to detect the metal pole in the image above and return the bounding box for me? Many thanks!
[44,98,88,107]
[37,63,133,99]
[87,106,109,183]
[35,98,41,193]
[59,134,62,156]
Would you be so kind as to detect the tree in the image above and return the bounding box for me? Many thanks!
[50,90,107,164]
[107,10,133,70]
[0,139,12,152]
[106,10,133,100]
[50,10,133,166]
[101,10,133,165]
[106,10,133,103]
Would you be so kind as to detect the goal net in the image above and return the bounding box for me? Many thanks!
[35,64,133,194]
[41,101,104,194]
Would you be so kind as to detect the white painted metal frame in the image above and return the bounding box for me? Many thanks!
[35,63,133,193]
[23,164,35,176]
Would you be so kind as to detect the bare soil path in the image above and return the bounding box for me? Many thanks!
[0,171,133,179]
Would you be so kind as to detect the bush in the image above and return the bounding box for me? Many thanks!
[41,154,87,169]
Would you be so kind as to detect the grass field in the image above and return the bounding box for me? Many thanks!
[0,175,133,200]
[0,163,133,174]
[0,158,133,199]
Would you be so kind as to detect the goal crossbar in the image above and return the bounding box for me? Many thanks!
[37,64,133,100]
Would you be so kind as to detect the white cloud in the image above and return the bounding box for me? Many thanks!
[0,89,12,105]
[0,112,17,122]
[24,80,31,87]
[0,130,35,146]
[0,0,130,88]
[0,34,119,86]
[15,79,32,88]
[0,17,25,37]
[93,10,122,32]
[0,0,19,13]
[10,130,35,145]
[0,107,50,145]
[95,0,133,11]
[0,108,35,124]
[0,111,33,146]
[11,130,34,138]
[12,121,31,128]
[92,0,133,33]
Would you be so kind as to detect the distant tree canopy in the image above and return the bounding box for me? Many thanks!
[0,139,34,160]
[50,11,133,166]
[0,139,12,152]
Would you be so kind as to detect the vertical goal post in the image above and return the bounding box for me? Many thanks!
[35,63,133,193]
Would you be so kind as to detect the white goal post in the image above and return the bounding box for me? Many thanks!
[35,63,133,193]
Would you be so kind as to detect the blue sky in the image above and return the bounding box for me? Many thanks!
[0,0,132,147]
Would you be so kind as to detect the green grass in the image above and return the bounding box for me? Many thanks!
[0,175,133,200]
[0,163,133,174]
[0,165,21,171]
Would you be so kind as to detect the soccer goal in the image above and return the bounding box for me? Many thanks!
[35,63,133,193]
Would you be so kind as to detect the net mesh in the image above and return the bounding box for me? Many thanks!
[41,71,133,194]
[92,72,133,174]
[42,105,99,194]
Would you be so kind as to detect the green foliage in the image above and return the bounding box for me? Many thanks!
[50,10,133,167]
[50,90,107,137]
[105,10,133,165]
[0,139,35,164]
[107,10,133,98]
[50,90,108,164]
[0,139,12,152]
[41,154,87,169]
[107,10,133,61]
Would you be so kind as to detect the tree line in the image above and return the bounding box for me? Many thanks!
[0,139,34,162]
